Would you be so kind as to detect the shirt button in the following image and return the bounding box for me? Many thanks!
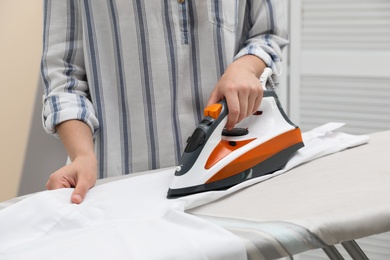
[178,0,185,3]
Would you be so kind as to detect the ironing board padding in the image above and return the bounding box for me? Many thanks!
[188,130,390,245]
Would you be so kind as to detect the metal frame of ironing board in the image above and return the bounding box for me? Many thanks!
[322,241,369,260]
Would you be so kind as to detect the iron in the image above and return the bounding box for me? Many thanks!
[167,72,304,198]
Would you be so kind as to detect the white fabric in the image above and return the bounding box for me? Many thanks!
[0,172,246,260]
[0,123,369,259]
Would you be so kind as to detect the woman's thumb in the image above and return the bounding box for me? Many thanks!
[71,179,90,204]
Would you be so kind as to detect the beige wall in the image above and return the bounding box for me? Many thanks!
[0,1,43,201]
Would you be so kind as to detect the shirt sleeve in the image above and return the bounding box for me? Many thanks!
[234,0,289,80]
[41,0,99,137]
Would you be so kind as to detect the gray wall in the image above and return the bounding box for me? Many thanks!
[18,84,67,196]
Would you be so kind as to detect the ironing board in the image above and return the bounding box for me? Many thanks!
[188,130,390,259]
[1,130,389,259]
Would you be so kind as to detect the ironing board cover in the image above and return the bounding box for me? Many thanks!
[189,130,390,259]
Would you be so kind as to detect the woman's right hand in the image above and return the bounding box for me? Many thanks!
[46,154,97,204]
[47,120,97,204]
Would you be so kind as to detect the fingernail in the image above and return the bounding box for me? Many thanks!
[72,194,82,204]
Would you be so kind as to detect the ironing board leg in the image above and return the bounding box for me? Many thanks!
[341,240,369,260]
[322,245,345,260]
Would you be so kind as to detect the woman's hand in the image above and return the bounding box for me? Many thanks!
[46,155,97,204]
[46,120,97,204]
[207,55,267,130]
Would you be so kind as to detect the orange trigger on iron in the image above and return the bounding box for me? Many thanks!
[204,103,222,119]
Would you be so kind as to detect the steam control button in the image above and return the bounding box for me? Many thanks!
[222,127,249,136]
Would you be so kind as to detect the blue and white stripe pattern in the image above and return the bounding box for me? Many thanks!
[41,0,288,178]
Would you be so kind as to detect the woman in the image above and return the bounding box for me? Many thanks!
[41,0,288,203]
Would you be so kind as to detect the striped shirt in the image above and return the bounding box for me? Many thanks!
[41,0,288,178]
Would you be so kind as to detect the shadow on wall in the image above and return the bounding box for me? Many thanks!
[18,83,67,196]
